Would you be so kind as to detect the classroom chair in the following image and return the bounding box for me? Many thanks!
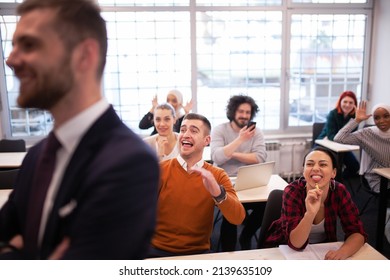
[0,139,26,152]
[257,189,283,249]
[0,168,19,189]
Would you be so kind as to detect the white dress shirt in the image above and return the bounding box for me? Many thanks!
[176,154,204,172]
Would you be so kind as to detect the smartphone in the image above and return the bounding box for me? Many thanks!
[247,121,256,131]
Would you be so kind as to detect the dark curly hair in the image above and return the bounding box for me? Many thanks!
[226,95,259,122]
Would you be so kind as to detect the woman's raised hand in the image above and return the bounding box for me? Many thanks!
[183,99,194,114]
[355,100,372,122]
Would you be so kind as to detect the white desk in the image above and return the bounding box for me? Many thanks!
[314,139,359,152]
[314,139,359,181]
[235,175,287,203]
[372,167,390,179]
[372,168,390,252]
[0,152,26,168]
[150,242,387,260]
[0,189,12,208]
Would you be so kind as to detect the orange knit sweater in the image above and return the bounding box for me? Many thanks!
[151,159,245,254]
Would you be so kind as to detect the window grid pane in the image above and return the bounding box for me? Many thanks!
[196,0,281,6]
[292,0,367,3]
[289,13,366,125]
[103,11,191,134]
[0,2,371,138]
[196,11,282,130]
[98,0,189,6]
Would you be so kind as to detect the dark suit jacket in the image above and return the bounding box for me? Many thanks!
[0,106,159,259]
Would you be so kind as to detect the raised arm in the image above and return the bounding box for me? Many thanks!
[289,188,323,249]
[223,126,257,163]
[183,98,194,114]
[231,128,266,164]
[191,166,245,225]
[355,100,372,123]
[211,124,266,166]
[324,186,366,260]
[333,101,372,145]
[139,95,158,129]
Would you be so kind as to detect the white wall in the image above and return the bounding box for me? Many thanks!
[369,0,390,109]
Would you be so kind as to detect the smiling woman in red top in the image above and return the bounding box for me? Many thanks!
[264,147,367,260]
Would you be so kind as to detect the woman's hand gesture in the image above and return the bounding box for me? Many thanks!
[183,98,194,114]
[355,100,372,123]
[305,188,322,215]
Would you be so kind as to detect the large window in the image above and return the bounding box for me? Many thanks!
[288,13,367,125]
[103,11,192,130]
[0,0,372,138]
[196,11,282,129]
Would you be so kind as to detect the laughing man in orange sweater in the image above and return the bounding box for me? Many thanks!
[149,113,245,257]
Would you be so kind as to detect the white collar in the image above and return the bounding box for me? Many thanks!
[53,98,110,154]
[176,154,204,171]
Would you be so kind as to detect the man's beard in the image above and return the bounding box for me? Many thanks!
[233,118,249,128]
[17,56,73,110]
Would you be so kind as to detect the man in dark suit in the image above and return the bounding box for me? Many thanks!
[0,0,159,259]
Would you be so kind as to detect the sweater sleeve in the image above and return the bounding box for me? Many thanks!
[325,110,339,140]
[138,112,154,129]
[210,124,231,165]
[212,167,245,225]
[333,118,360,145]
[173,115,185,133]
[251,128,267,163]
[210,124,267,165]
[281,182,310,250]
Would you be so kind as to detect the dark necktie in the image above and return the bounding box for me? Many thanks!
[24,132,61,258]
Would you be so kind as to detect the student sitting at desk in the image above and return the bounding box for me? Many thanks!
[264,147,367,260]
[148,113,245,258]
[334,101,390,193]
[143,103,179,161]
[317,90,360,177]
[211,95,267,251]
[139,89,193,136]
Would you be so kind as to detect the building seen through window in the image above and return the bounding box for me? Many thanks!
[0,0,371,137]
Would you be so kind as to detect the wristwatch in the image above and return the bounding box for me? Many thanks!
[213,185,227,204]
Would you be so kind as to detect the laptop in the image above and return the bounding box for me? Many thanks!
[231,161,275,191]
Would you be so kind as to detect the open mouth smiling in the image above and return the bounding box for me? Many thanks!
[181,140,193,147]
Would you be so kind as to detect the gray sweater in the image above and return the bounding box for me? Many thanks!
[334,119,390,192]
[210,122,267,176]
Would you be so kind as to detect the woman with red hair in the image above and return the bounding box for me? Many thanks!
[317,91,359,177]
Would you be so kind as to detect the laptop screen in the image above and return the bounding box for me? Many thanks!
[233,161,275,191]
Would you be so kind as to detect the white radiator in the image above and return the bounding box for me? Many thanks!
[266,140,311,181]
[280,140,311,181]
[265,141,281,174]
